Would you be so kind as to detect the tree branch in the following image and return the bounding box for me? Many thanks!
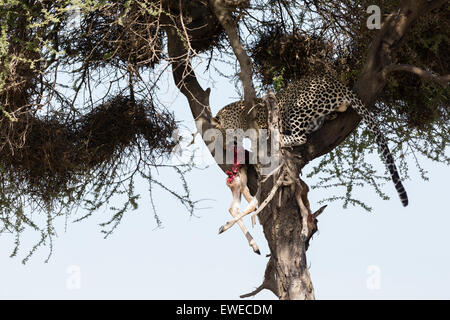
[383,64,449,87]
[163,24,231,173]
[240,256,279,298]
[209,0,258,127]
[291,0,448,168]
[165,27,212,126]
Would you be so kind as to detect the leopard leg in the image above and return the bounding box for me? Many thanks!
[282,132,307,147]
[336,99,350,112]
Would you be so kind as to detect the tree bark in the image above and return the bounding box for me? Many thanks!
[259,168,315,299]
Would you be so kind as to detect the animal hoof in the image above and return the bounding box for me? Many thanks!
[254,249,261,255]
[218,226,225,234]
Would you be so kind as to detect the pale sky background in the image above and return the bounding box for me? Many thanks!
[0,57,449,300]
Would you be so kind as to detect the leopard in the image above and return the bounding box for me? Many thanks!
[213,74,408,207]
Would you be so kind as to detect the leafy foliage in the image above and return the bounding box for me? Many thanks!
[0,0,187,261]
[0,0,448,260]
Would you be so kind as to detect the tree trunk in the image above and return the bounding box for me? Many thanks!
[261,180,314,299]
[244,153,321,300]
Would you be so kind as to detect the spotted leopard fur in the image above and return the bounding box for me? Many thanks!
[215,98,267,132]
[214,74,408,207]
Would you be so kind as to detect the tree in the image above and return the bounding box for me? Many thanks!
[0,0,448,299]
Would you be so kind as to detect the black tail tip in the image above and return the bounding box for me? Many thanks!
[398,190,408,207]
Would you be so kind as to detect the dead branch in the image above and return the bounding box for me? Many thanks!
[312,205,327,219]
[250,170,284,227]
[240,256,279,298]
[383,64,449,87]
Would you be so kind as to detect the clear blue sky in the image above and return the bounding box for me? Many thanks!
[0,61,448,300]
